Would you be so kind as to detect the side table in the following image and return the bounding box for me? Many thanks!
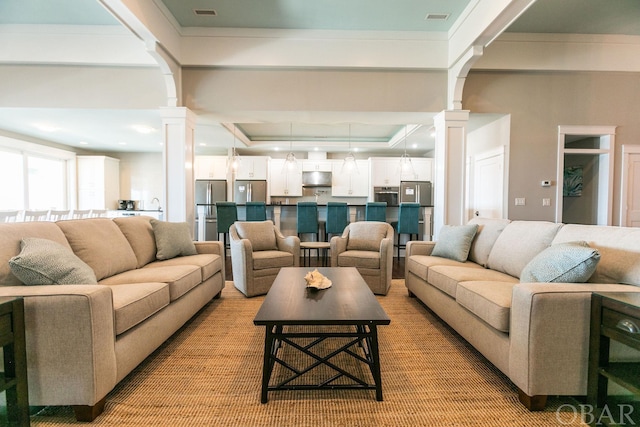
[0,297,29,426]
[588,292,640,427]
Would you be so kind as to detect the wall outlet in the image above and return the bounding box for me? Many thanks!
[515,198,525,206]
[542,198,551,206]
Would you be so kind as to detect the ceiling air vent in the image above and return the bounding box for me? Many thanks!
[194,9,217,16]
[424,13,450,21]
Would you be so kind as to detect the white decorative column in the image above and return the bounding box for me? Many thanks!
[433,110,469,239]
[160,107,196,229]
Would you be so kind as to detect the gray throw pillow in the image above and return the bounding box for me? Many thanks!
[431,224,479,262]
[150,219,198,260]
[520,241,601,283]
[9,237,98,285]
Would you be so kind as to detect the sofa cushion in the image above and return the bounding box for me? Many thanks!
[346,222,388,252]
[99,265,202,301]
[0,222,73,287]
[406,255,483,282]
[150,219,198,260]
[113,216,157,268]
[455,281,515,333]
[234,221,277,251]
[145,254,222,281]
[338,250,381,269]
[551,224,640,285]
[487,221,563,279]
[467,217,511,267]
[431,224,479,262]
[520,241,601,283]
[428,265,518,298]
[253,250,293,270]
[56,218,138,281]
[9,238,98,285]
[107,282,170,335]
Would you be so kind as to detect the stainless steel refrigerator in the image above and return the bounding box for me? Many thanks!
[195,180,227,241]
[234,180,267,204]
[400,181,432,206]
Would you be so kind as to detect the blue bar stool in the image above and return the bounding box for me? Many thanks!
[297,202,329,266]
[325,202,349,241]
[245,201,267,221]
[216,202,238,259]
[365,202,387,222]
[395,202,420,260]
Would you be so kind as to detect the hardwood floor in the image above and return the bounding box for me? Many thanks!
[223,255,406,281]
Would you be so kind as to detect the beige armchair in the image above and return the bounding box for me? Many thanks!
[229,220,300,297]
[330,221,394,295]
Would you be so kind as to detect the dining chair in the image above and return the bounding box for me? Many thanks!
[365,202,387,222]
[48,209,71,221]
[22,210,49,222]
[71,209,92,219]
[394,202,420,260]
[0,210,20,223]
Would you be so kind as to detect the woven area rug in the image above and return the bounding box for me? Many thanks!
[31,280,586,426]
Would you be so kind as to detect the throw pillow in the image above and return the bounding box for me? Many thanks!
[150,219,198,260]
[431,224,479,262]
[9,237,98,285]
[519,241,601,283]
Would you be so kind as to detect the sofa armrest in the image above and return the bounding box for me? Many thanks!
[406,240,435,257]
[0,285,117,406]
[509,282,640,397]
[194,240,224,256]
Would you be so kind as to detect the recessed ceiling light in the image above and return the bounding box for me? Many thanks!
[314,147,319,151]
[194,9,217,16]
[118,142,127,146]
[274,147,280,151]
[199,143,207,146]
[33,123,60,132]
[412,143,417,149]
[131,125,156,134]
[424,13,450,21]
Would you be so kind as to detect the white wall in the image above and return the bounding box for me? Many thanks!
[117,152,164,210]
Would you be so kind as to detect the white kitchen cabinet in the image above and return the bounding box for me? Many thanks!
[401,158,434,182]
[332,160,369,197]
[194,156,228,180]
[369,157,402,187]
[235,156,269,180]
[77,156,120,210]
[268,159,302,197]
[302,160,333,172]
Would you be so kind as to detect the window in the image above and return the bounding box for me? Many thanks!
[0,140,74,211]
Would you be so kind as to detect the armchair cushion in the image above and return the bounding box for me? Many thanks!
[338,250,380,269]
[253,250,294,269]
[346,222,388,251]
[235,221,277,251]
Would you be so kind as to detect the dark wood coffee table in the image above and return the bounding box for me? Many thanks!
[253,267,390,403]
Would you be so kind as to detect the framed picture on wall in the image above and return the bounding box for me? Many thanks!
[563,166,583,197]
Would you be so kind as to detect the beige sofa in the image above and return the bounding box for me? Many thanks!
[0,216,225,421]
[405,218,640,410]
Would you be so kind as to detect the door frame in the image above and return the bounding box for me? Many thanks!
[620,144,640,226]
[556,125,616,225]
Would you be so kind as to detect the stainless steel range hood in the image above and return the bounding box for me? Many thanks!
[302,171,332,187]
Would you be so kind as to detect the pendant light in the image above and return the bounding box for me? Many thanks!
[283,123,298,172]
[227,126,241,174]
[341,124,359,175]
[398,125,415,177]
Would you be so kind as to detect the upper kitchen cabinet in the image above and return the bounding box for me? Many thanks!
[302,159,333,172]
[77,156,120,210]
[369,157,402,187]
[194,155,228,180]
[235,156,269,180]
[332,160,369,197]
[268,159,302,197]
[401,158,434,182]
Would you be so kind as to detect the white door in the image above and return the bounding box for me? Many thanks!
[622,151,640,227]
[471,149,504,219]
